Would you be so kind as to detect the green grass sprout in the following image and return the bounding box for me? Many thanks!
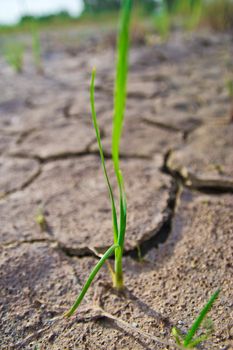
[187,0,203,31]
[65,0,132,317]
[172,289,220,348]
[112,0,132,290]
[35,208,47,232]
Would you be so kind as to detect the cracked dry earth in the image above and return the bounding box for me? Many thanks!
[0,30,233,350]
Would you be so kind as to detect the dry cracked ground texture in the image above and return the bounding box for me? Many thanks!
[0,31,233,349]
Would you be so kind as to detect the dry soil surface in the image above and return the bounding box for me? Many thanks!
[0,30,233,350]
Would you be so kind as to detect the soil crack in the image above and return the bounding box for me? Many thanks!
[142,117,199,142]
[54,180,180,261]
[1,177,179,263]
[143,117,183,134]
[0,164,41,200]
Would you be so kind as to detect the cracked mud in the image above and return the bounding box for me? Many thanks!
[0,29,233,350]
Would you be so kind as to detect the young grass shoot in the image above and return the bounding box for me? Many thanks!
[65,0,132,317]
[172,289,220,348]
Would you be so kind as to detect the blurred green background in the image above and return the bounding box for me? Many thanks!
[1,0,233,74]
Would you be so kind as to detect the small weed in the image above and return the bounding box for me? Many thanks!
[65,0,132,317]
[35,208,47,232]
[172,289,220,348]
[4,42,24,73]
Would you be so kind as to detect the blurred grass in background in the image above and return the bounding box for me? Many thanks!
[0,0,233,35]
[0,0,232,73]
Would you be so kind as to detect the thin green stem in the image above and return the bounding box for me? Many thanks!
[66,0,132,317]
[65,244,119,317]
[111,0,132,289]
[114,172,127,288]
[114,246,124,289]
[112,0,132,179]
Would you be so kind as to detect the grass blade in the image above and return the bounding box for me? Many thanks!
[183,289,220,346]
[112,0,132,178]
[111,0,132,289]
[65,244,119,317]
[90,68,119,243]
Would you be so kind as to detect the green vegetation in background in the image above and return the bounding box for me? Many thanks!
[20,11,72,25]
[83,0,155,14]
[4,42,24,73]
[65,0,132,317]
[201,0,233,31]
[153,0,196,39]
[83,0,120,13]
[31,25,43,73]
[154,2,170,40]
[0,0,233,36]
[153,0,233,39]
[173,0,203,30]
[0,1,154,35]
[172,289,220,348]
[0,11,79,35]
[154,0,203,38]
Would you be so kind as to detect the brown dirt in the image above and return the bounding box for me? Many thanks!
[0,29,233,350]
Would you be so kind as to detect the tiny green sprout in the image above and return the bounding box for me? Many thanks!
[65,0,132,317]
[172,289,220,348]
[35,209,47,232]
